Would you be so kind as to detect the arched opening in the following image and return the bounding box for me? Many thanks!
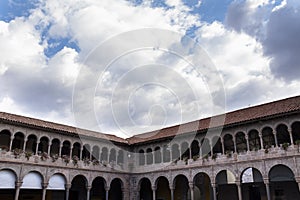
[47,173,66,200]
[38,136,49,154]
[162,145,171,163]
[109,178,123,200]
[61,141,71,157]
[212,136,222,155]
[216,170,238,200]
[50,139,60,156]
[25,134,38,154]
[236,132,247,153]
[181,142,190,160]
[191,140,200,159]
[91,177,106,200]
[223,134,234,153]
[174,175,189,199]
[92,146,100,161]
[72,142,81,158]
[0,130,11,151]
[156,176,170,200]
[171,144,180,161]
[109,148,116,163]
[248,130,261,151]
[20,171,43,199]
[139,149,145,166]
[70,175,87,200]
[241,168,266,200]
[82,144,91,160]
[100,147,108,162]
[201,138,211,157]
[292,121,300,144]
[154,146,161,163]
[139,178,152,200]
[276,124,291,146]
[0,169,16,200]
[117,150,124,165]
[146,148,153,165]
[12,132,25,150]
[193,172,212,200]
[269,164,300,200]
[262,127,275,148]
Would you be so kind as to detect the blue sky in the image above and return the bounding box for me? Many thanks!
[0,0,299,138]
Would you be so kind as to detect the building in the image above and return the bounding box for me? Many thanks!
[0,95,300,200]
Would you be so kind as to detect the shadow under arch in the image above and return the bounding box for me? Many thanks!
[139,177,152,200]
[193,172,213,200]
[216,169,238,200]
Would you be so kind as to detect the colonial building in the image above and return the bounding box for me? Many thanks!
[0,95,300,200]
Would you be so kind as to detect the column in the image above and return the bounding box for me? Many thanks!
[86,185,91,200]
[105,186,110,200]
[233,137,237,153]
[259,133,264,149]
[47,142,52,155]
[152,185,156,200]
[9,136,14,151]
[42,182,48,200]
[221,138,225,155]
[189,182,194,200]
[170,185,174,200]
[245,135,250,152]
[14,181,22,200]
[59,144,63,157]
[80,146,83,160]
[236,181,242,200]
[212,183,217,200]
[189,145,192,159]
[288,128,294,145]
[65,184,71,200]
[36,142,40,155]
[161,148,164,163]
[70,147,73,159]
[274,132,278,147]
[23,139,28,152]
[264,178,271,200]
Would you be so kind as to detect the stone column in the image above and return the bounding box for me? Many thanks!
[14,181,22,200]
[236,181,242,200]
[9,136,14,151]
[35,142,40,155]
[189,182,194,200]
[273,132,278,147]
[233,137,237,153]
[80,146,83,160]
[23,139,28,152]
[245,135,250,152]
[170,185,174,200]
[42,182,48,200]
[288,128,294,145]
[212,183,217,200]
[47,142,52,155]
[105,186,110,200]
[221,138,225,155]
[152,185,157,200]
[70,147,73,160]
[264,178,271,200]
[59,144,63,157]
[259,133,264,149]
[189,145,192,159]
[86,185,91,200]
[65,183,71,200]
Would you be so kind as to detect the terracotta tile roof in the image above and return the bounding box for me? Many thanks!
[127,95,300,144]
[0,95,299,145]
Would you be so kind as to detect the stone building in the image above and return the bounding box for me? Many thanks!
[0,95,300,200]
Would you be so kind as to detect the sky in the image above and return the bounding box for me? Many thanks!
[0,0,299,138]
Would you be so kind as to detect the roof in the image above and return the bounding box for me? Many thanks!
[0,95,299,145]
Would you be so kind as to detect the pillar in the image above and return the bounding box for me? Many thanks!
[189,145,192,159]
[59,144,63,157]
[288,128,294,145]
[65,184,71,200]
[14,181,22,200]
[259,133,264,149]
[9,136,14,151]
[47,142,52,155]
[105,186,110,200]
[23,139,27,152]
[36,142,40,155]
[86,185,91,200]
[189,182,194,200]
[274,132,278,147]
[236,181,242,200]
[264,178,271,200]
[42,182,48,200]
[170,185,174,200]
[233,137,237,153]
[152,185,156,200]
[245,135,250,152]
[212,183,217,200]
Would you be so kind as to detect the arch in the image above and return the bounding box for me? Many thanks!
[201,138,211,157]
[91,176,106,200]
[276,124,291,146]
[21,171,43,189]
[269,164,300,199]
[37,136,49,153]
[50,138,60,156]
[47,173,66,190]
[162,145,171,163]
[101,147,108,162]
[155,176,170,200]
[181,142,190,160]
[109,148,116,163]
[216,170,238,200]
[70,175,88,200]
[223,134,234,153]
[262,127,275,148]
[139,149,145,166]
[61,140,71,157]
[0,169,17,189]
[146,148,153,165]
[212,136,222,155]
[82,144,91,160]
[191,140,200,158]
[139,177,152,200]
[240,168,265,200]
[109,178,123,200]
[92,145,100,161]
[154,146,161,163]
[193,172,212,200]
[292,121,300,144]
[117,149,124,164]
[12,132,24,150]
[0,130,11,151]
[235,132,247,153]
[171,143,180,161]
[174,174,189,200]
[72,142,81,158]
[248,130,261,151]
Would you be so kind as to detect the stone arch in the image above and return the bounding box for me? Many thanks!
[200,138,211,157]
[82,144,91,160]
[0,169,17,189]
[37,136,49,154]
[12,132,25,150]
[171,143,180,161]
[72,142,81,158]
[216,169,238,200]
[139,177,153,200]
[235,132,247,153]
[181,141,190,159]
[223,134,234,153]
[248,129,261,151]
[146,148,153,165]
[0,130,11,151]
[70,175,88,200]
[193,172,212,200]
[154,146,161,163]
[109,148,116,163]
[109,178,123,200]
[50,138,60,156]
[155,176,171,200]
[138,149,145,165]
[291,121,300,144]
[92,145,100,161]
[61,140,71,157]
[173,174,189,199]
[212,136,222,155]
[101,147,108,162]
[276,124,291,146]
[191,140,200,159]
[25,134,38,154]
[262,126,275,148]
[91,176,106,200]
[162,144,171,163]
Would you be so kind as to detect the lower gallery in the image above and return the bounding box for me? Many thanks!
[0,96,300,200]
